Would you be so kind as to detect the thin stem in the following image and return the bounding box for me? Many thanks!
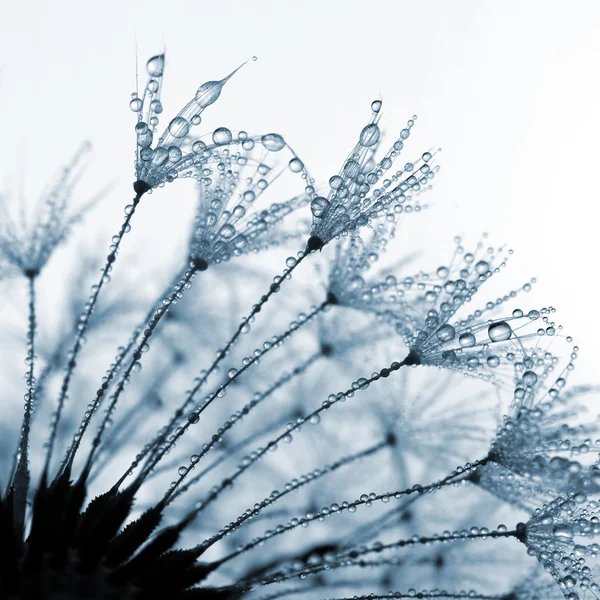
[76,265,200,477]
[309,594,504,600]
[200,440,389,553]
[124,247,313,481]
[59,264,189,474]
[11,274,37,540]
[215,455,490,568]
[166,353,321,500]
[243,579,385,600]
[172,358,410,538]
[87,353,178,486]
[148,299,332,503]
[44,191,144,476]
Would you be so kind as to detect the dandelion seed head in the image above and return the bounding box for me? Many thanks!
[309,101,437,246]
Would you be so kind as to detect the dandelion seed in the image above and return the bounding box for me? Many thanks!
[308,101,438,250]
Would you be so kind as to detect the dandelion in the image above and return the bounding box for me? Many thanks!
[307,100,437,252]
[1,45,598,600]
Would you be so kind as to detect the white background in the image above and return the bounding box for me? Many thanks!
[0,0,598,379]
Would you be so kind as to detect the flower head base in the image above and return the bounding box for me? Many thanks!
[132,54,252,190]
[521,493,600,599]
[389,238,567,382]
[188,134,310,265]
[0,143,95,278]
[475,378,600,509]
[309,100,437,248]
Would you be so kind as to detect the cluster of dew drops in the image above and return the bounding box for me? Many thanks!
[127,54,307,184]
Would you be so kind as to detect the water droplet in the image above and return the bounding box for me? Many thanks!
[213,127,233,145]
[371,100,382,113]
[343,160,361,178]
[436,324,455,342]
[311,197,330,218]
[553,524,574,539]
[288,157,304,173]
[488,321,512,342]
[168,116,190,138]
[129,98,143,112]
[359,123,380,147]
[150,99,163,114]
[152,147,169,166]
[486,355,500,367]
[261,133,286,152]
[219,224,236,239]
[195,80,225,108]
[522,370,538,386]
[475,260,489,275]
[146,54,165,77]
[458,332,476,348]
[168,146,182,163]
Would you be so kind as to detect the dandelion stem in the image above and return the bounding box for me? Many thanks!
[75,264,200,478]
[304,594,504,600]
[11,273,37,540]
[199,439,389,552]
[166,353,321,500]
[210,457,497,569]
[59,264,189,474]
[174,357,411,532]
[44,191,145,477]
[148,298,332,501]
[129,247,315,479]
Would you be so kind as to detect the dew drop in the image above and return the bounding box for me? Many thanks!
[522,370,538,386]
[359,123,380,147]
[129,98,143,112]
[436,324,455,343]
[486,355,500,367]
[458,332,476,348]
[195,80,225,108]
[311,197,330,218]
[475,260,489,275]
[150,99,163,114]
[261,133,286,152]
[213,127,233,145]
[288,157,304,173]
[219,224,236,239]
[488,321,512,342]
[168,116,190,138]
[146,54,165,77]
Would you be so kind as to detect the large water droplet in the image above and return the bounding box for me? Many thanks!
[458,332,476,348]
[488,321,512,342]
[288,157,304,173]
[129,98,143,112]
[213,127,233,145]
[196,81,224,108]
[486,355,500,367]
[311,197,330,218]
[552,524,574,539]
[261,133,286,152]
[436,324,455,342]
[359,123,380,147]
[168,116,190,139]
[146,54,165,77]
[219,224,236,239]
